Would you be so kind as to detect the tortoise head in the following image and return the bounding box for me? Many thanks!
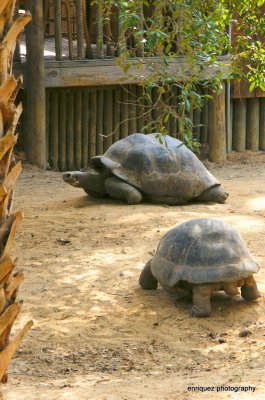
[63,167,110,197]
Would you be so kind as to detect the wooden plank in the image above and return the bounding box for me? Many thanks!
[49,91,59,169]
[259,98,265,151]
[246,98,259,151]
[82,89,89,168]
[152,87,161,128]
[200,89,208,144]
[113,86,121,141]
[24,0,46,168]
[170,86,178,138]
[208,84,226,162]
[232,99,246,152]
[231,79,265,99]
[66,89,74,169]
[192,87,201,142]
[231,80,255,99]
[96,89,104,155]
[226,81,232,153]
[74,89,82,168]
[120,87,129,138]
[103,89,113,152]
[46,89,50,165]
[21,56,231,88]
[129,85,137,134]
[58,90,67,170]
[136,85,145,133]
[89,90,97,157]
[163,91,171,134]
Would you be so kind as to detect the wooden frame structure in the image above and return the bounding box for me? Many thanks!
[14,1,265,171]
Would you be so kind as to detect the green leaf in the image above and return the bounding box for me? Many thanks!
[249,82,256,92]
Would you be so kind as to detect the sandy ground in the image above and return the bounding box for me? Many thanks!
[2,152,265,399]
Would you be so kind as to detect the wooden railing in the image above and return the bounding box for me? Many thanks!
[17,1,154,61]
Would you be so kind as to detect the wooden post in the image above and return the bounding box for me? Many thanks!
[96,0,104,59]
[82,89,89,167]
[103,89,113,151]
[208,84,226,162]
[129,85,137,134]
[96,89,104,154]
[113,86,121,141]
[120,87,129,138]
[74,89,82,168]
[193,107,201,143]
[54,0,62,61]
[46,89,50,163]
[170,86,178,138]
[66,89,74,169]
[232,99,246,152]
[49,90,59,169]
[75,0,84,60]
[259,98,265,151]
[58,90,67,171]
[137,85,145,133]
[25,0,46,168]
[246,98,259,151]
[89,90,97,157]
[200,88,208,144]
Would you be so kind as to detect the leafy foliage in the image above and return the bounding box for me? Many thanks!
[101,1,265,148]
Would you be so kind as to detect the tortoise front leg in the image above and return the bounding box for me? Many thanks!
[139,260,158,290]
[191,284,213,317]
[241,276,260,301]
[104,177,143,204]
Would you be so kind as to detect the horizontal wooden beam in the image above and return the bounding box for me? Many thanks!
[14,55,231,88]
[231,79,265,98]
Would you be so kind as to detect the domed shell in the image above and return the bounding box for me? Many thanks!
[151,219,260,287]
[94,133,220,201]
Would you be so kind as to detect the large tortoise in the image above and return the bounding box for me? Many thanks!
[139,219,260,317]
[63,133,228,205]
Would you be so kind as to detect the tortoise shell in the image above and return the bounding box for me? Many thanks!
[151,219,260,286]
[92,133,220,202]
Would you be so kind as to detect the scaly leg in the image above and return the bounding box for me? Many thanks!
[191,284,213,317]
[241,276,260,301]
[104,177,143,204]
[139,260,158,290]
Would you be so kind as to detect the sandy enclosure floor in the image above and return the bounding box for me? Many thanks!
[2,152,265,399]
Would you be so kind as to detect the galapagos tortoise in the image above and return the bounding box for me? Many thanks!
[139,219,260,317]
[63,133,228,205]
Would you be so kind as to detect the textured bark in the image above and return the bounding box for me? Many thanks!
[0,0,32,386]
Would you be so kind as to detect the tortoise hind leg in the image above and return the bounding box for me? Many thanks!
[104,177,143,204]
[191,284,213,317]
[139,260,158,290]
[241,276,260,301]
[223,282,239,297]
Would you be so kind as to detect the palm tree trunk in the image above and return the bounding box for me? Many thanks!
[0,0,32,385]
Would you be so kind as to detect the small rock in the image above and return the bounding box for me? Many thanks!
[56,238,71,245]
[239,329,251,337]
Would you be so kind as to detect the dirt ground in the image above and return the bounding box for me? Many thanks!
[2,152,265,399]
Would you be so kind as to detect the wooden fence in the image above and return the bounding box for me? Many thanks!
[16,1,265,170]
[17,79,265,171]
[19,84,211,171]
